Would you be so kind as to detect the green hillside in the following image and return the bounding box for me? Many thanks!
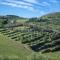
[40,12,60,24]
[0,12,60,60]
[0,32,32,60]
[28,12,60,23]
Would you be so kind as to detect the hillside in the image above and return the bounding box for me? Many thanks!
[0,15,28,27]
[28,12,60,22]
[0,15,26,20]
[0,32,32,60]
[40,12,60,24]
[0,12,60,60]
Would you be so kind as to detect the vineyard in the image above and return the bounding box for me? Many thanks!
[0,13,60,60]
[0,27,60,53]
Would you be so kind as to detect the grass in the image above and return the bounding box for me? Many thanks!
[0,33,32,60]
[42,52,60,60]
[16,19,28,23]
[14,26,30,30]
[27,52,60,60]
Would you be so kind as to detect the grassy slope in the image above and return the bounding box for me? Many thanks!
[0,33,32,60]
[26,52,60,60]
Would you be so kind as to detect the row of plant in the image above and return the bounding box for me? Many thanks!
[0,28,60,53]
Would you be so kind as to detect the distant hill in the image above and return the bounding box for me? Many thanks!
[40,12,60,20]
[40,12,60,24]
[0,15,26,20]
[0,15,28,27]
[28,12,60,24]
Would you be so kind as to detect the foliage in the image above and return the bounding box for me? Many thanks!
[0,12,60,60]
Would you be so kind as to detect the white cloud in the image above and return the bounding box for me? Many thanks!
[49,0,58,3]
[38,0,58,6]
[1,0,37,11]
[42,2,50,6]
[2,2,18,7]
[1,0,54,12]
[39,2,51,6]
[1,1,36,12]
[24,0,38,4]
[5,0,33,6]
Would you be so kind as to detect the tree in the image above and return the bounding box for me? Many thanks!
[0,18,8,28]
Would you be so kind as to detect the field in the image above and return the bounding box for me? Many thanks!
[16,19,28,23]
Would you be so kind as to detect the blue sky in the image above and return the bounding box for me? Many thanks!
[0,0,60,18]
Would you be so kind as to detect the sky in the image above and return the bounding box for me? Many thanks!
[0,0,60,18]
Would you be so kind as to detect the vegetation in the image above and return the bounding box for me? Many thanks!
[0,12,60,60]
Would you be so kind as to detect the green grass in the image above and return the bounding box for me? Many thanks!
[14,26,30,30]
[16,19,28,23]
[27,52,60,60]
[0,33,32,60]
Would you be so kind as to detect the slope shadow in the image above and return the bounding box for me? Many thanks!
[30,38,60,52]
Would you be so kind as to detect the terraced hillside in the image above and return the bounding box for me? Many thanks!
[0,12,60,60]
[0,28,60,53]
